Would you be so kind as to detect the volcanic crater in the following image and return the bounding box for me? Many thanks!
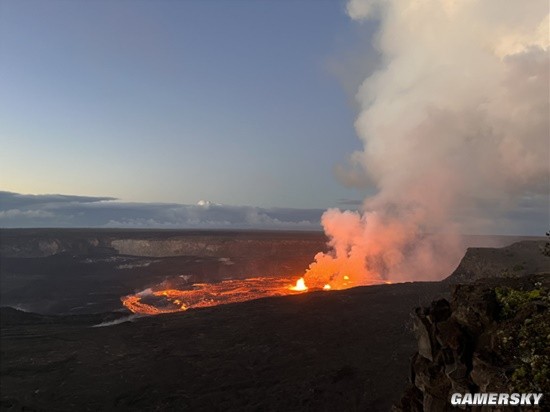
[0,229,547,411]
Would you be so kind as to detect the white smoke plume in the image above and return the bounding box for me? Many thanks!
[305,0,549,287]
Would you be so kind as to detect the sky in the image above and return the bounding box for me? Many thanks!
[0,0,375,210]
[0,0,548,234]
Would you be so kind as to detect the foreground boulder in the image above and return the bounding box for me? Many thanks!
[394,274,549,412]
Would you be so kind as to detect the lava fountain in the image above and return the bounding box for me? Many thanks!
[289,277,308,291]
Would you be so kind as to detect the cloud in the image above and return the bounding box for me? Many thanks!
[336,198,364,206]
[303,0,549,288]
[0,209,54,219]
[0,191,323,230]
[346,0,382,20]
[0,191,115,209]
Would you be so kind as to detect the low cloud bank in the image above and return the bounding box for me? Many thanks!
[0,191,322,230]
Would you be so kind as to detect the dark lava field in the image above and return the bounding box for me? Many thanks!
[0,229,546,411]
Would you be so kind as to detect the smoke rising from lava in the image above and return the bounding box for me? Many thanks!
[305,0,549,287]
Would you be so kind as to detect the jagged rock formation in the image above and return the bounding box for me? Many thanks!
[394,274,549,411]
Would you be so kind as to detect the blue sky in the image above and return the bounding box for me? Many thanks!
[0,0,377,210]
[2,1,546,234]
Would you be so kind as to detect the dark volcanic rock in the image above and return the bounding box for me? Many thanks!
[2,231,548,411]
[413,307,439,362]
[394,274,550,412]
[0,282,446,412]
[445,240,550,284]
[0,229,328,315]
[0,228,328,259]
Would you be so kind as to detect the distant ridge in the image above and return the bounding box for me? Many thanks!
[444,240,550,284]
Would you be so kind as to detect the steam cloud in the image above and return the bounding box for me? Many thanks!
[305,0,549,286]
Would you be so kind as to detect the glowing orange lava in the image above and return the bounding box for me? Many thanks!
[122,276,310,315]
[122,271,390,316]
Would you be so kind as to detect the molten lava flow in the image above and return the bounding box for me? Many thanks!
[289,277,308,291]
[122,276,311,316]
[122,269,393,316]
